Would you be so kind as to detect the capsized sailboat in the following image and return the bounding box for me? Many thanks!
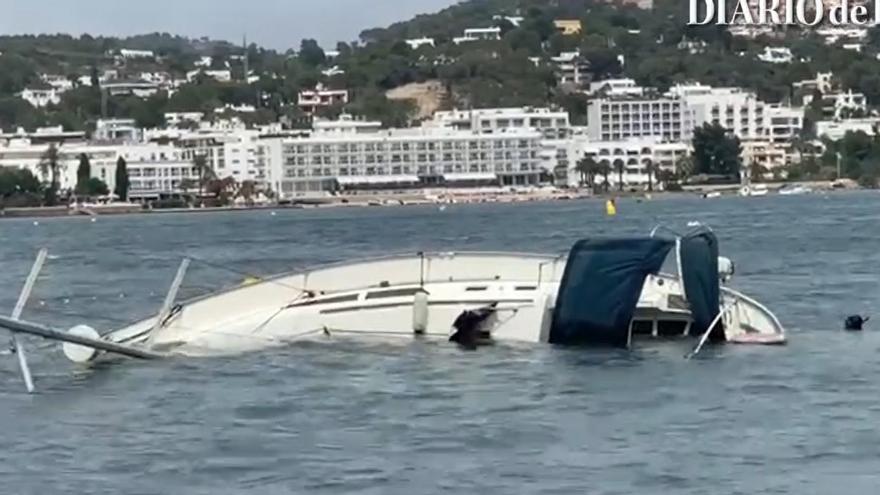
[0,223,785,392]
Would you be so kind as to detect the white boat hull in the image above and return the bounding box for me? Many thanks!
[107,252,786,356]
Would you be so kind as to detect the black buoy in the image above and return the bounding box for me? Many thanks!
[845,315,869,331]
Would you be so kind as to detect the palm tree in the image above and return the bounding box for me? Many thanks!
[656,169,676,190]
[192,154,215,201]
[674,155,694,182]
[38,144,63,206]
[613,159,625,192]
[644,159,656,192]
[206,177,237,206]
[236,180,257,206]
[597,160,611,193]
[749,160,767,183]
[575,156,598,188]
[179,178,197,204]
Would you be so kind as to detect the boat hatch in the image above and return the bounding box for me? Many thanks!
[365,288,424,299]
[667,294,689,311]
[286,293,359,308]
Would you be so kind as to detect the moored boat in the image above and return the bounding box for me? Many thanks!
[0,223,786,391]
[103,224,784,354]
[778,185,812,196]
[739,184,769,197]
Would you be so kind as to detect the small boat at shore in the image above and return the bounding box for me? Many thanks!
[0,223,785,392]
[739,184,769,197]
[778,185,813,196]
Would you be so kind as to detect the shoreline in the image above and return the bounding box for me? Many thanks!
[0,181,863,220]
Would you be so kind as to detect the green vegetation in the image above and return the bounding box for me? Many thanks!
[77,177,110,196]
[0,167,42,206]
[4,0,880,188]
[2,0,879,131]
[114,156,129,201]
[692,123,742,179]
[38,144,62,205]
[74,152,110,196]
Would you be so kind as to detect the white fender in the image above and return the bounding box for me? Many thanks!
[412,290,429,334]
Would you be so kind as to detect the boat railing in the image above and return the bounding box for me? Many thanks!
[721,286,785,336]
[138,251,567,322]
[686,302,737,359]
[266,250,564,282]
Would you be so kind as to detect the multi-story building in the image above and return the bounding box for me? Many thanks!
[432,107,572,174]
[563,137,689,189]
[669,84,767,140]
[757,47,793,64]
[298,84,349,114]
[432,107,571,140]
[815,118,880,140]
[588,78,647,97]
[763,105,803,144]
[0,137,117,193]
[808,90,868,119]
[164,112,206,127]
[18,87,61,107]
[268,126,544,198]
[40,74,74,92]
[118,49,155,59]
[550,51,591,87]
[313,114,383,135]
[186,69,233,83]
[794,72,835,95]
[741,139,788,173]
[628,84,804,143]
[405,38,435,50]
[554,20,582,36]
[453,27,502,44]
[151,123,306,189]
[118,143,194,200]
[0,126,86,146]
[94,119,141,142]
[586,96,693,142]
[102,79,161,98]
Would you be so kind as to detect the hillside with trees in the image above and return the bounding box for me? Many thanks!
[2,0,880,133]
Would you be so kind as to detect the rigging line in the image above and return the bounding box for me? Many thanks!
[250,293,309,335]
[185,256,315,294]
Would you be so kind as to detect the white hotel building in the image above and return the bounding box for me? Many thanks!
[0,134,196,201]
[587,83,804,171]
[668,84,804,144]
[266,126,544,198]
[431,107,573,177]
[560,136,690,189]
[432,107,571,140]
[586,96,693,142]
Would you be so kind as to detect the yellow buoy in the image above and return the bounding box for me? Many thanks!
[605,199,617,216]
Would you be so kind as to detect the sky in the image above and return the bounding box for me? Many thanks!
[0,0,461,50]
